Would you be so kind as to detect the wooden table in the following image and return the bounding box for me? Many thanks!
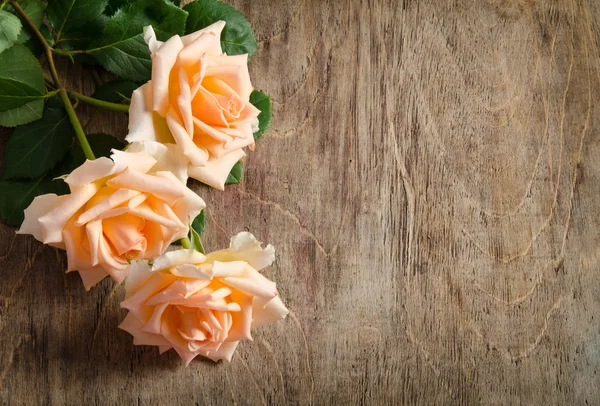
[1,0,599,404]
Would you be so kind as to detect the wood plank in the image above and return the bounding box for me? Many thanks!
[1,0,599,404]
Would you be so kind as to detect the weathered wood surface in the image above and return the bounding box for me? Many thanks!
[1,0,600,404]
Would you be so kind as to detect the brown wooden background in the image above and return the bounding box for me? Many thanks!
[1,0,600,404]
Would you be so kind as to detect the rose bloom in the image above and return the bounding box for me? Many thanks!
[18,148,205,290]
[126,21,260,190]
[119,232,289,364]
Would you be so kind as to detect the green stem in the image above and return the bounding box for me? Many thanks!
[44,89,60,98]
[9,0,95,161]
[68,90,129,113]
[52,48,86,56]
[180,237,192,249]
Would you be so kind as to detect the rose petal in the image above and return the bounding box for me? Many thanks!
[166,109,209,167]
[126,83,174,144]
[127,141,189,183]
[38,183,99,244]
[17,194,61,245]
[251,295,289,329]
[187,149,245,190]
[152,35,184,115]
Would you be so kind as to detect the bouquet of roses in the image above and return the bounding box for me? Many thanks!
[0,0,288,365]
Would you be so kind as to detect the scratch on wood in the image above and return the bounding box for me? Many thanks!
[288,310,314,405]
[237,188,331,256]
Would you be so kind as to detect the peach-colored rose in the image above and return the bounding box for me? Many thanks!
[17,148,205,290]
[119,232,289,364]
[126,21,260,190]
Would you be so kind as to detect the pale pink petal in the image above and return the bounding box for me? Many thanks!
[141,302,169,335]
[124,260,153,297]
[38,183,99,244]
[251,295,289,329]
[181,20,225,49]
[143,25,163,54]
[110,150,157,174]
[154,171,205,222]
[151,249,206,272]
[222,267,278,298]
[167,109,209,167]
[227,292,253,341]
[64,158,115,186]
[177,68,194,136]
[202,341,238,362]
[107,168,184,205]
[77,266,109,291]
[17,194,60,243]
[126,141,189,183]
[126,83,174,144]
[187,149,245,190]
[76,189,141,225]
[207,232,275,271]
[119,312,172,347]
[151,35,184,115]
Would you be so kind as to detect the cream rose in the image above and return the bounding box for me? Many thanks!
[17,148,205,290]
[119,232,289,364]
[126,21,260,190]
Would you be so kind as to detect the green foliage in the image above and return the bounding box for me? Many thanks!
[3,105,75,180]
[189,210,206,253]
[47,0,109,36]
[0,10,22,54]
[0,169,69,226]
[184,0,256,57]
[88,0,188,81]
[191,209,206,236]
[0,99,44,127]
[225,161,243,185]
[0,44,46,112]
[249,90,271,141]
[69,133,125,167]
[4,0,46,44]
[23,25,54,57]
[91,80,138,103]
[55,14,108,51]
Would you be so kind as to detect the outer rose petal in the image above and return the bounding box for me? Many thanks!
[152,35,185,115]
[180,20,225,51]
[188,149,245,190]
[206,232,276,271]
[126,83,174,144]
[17,194,61,246]
[127,141,189,183]
[251,295,289,329]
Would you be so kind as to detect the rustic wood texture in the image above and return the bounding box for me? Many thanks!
[1,0,600,404]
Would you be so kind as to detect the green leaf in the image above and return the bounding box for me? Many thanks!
[0,99,43,127]
[249,90,271,141]
[22,25,54,57]
[0,45,46,112]
[0,169,69,226]
[183,0,257,57]
[91,80,138,103]
[69,132,125,167]
[191,209,206,236]
[189,210,206,253]
[4,0,46,44]
[3,106,75,180]
[55,14,108,51]
[104,0,129,16]
[225,161,243,185]
[47,0,109,36]
[89,0,188,81]
[0,10,22,54]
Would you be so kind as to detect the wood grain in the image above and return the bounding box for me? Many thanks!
[1,0,600,404]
